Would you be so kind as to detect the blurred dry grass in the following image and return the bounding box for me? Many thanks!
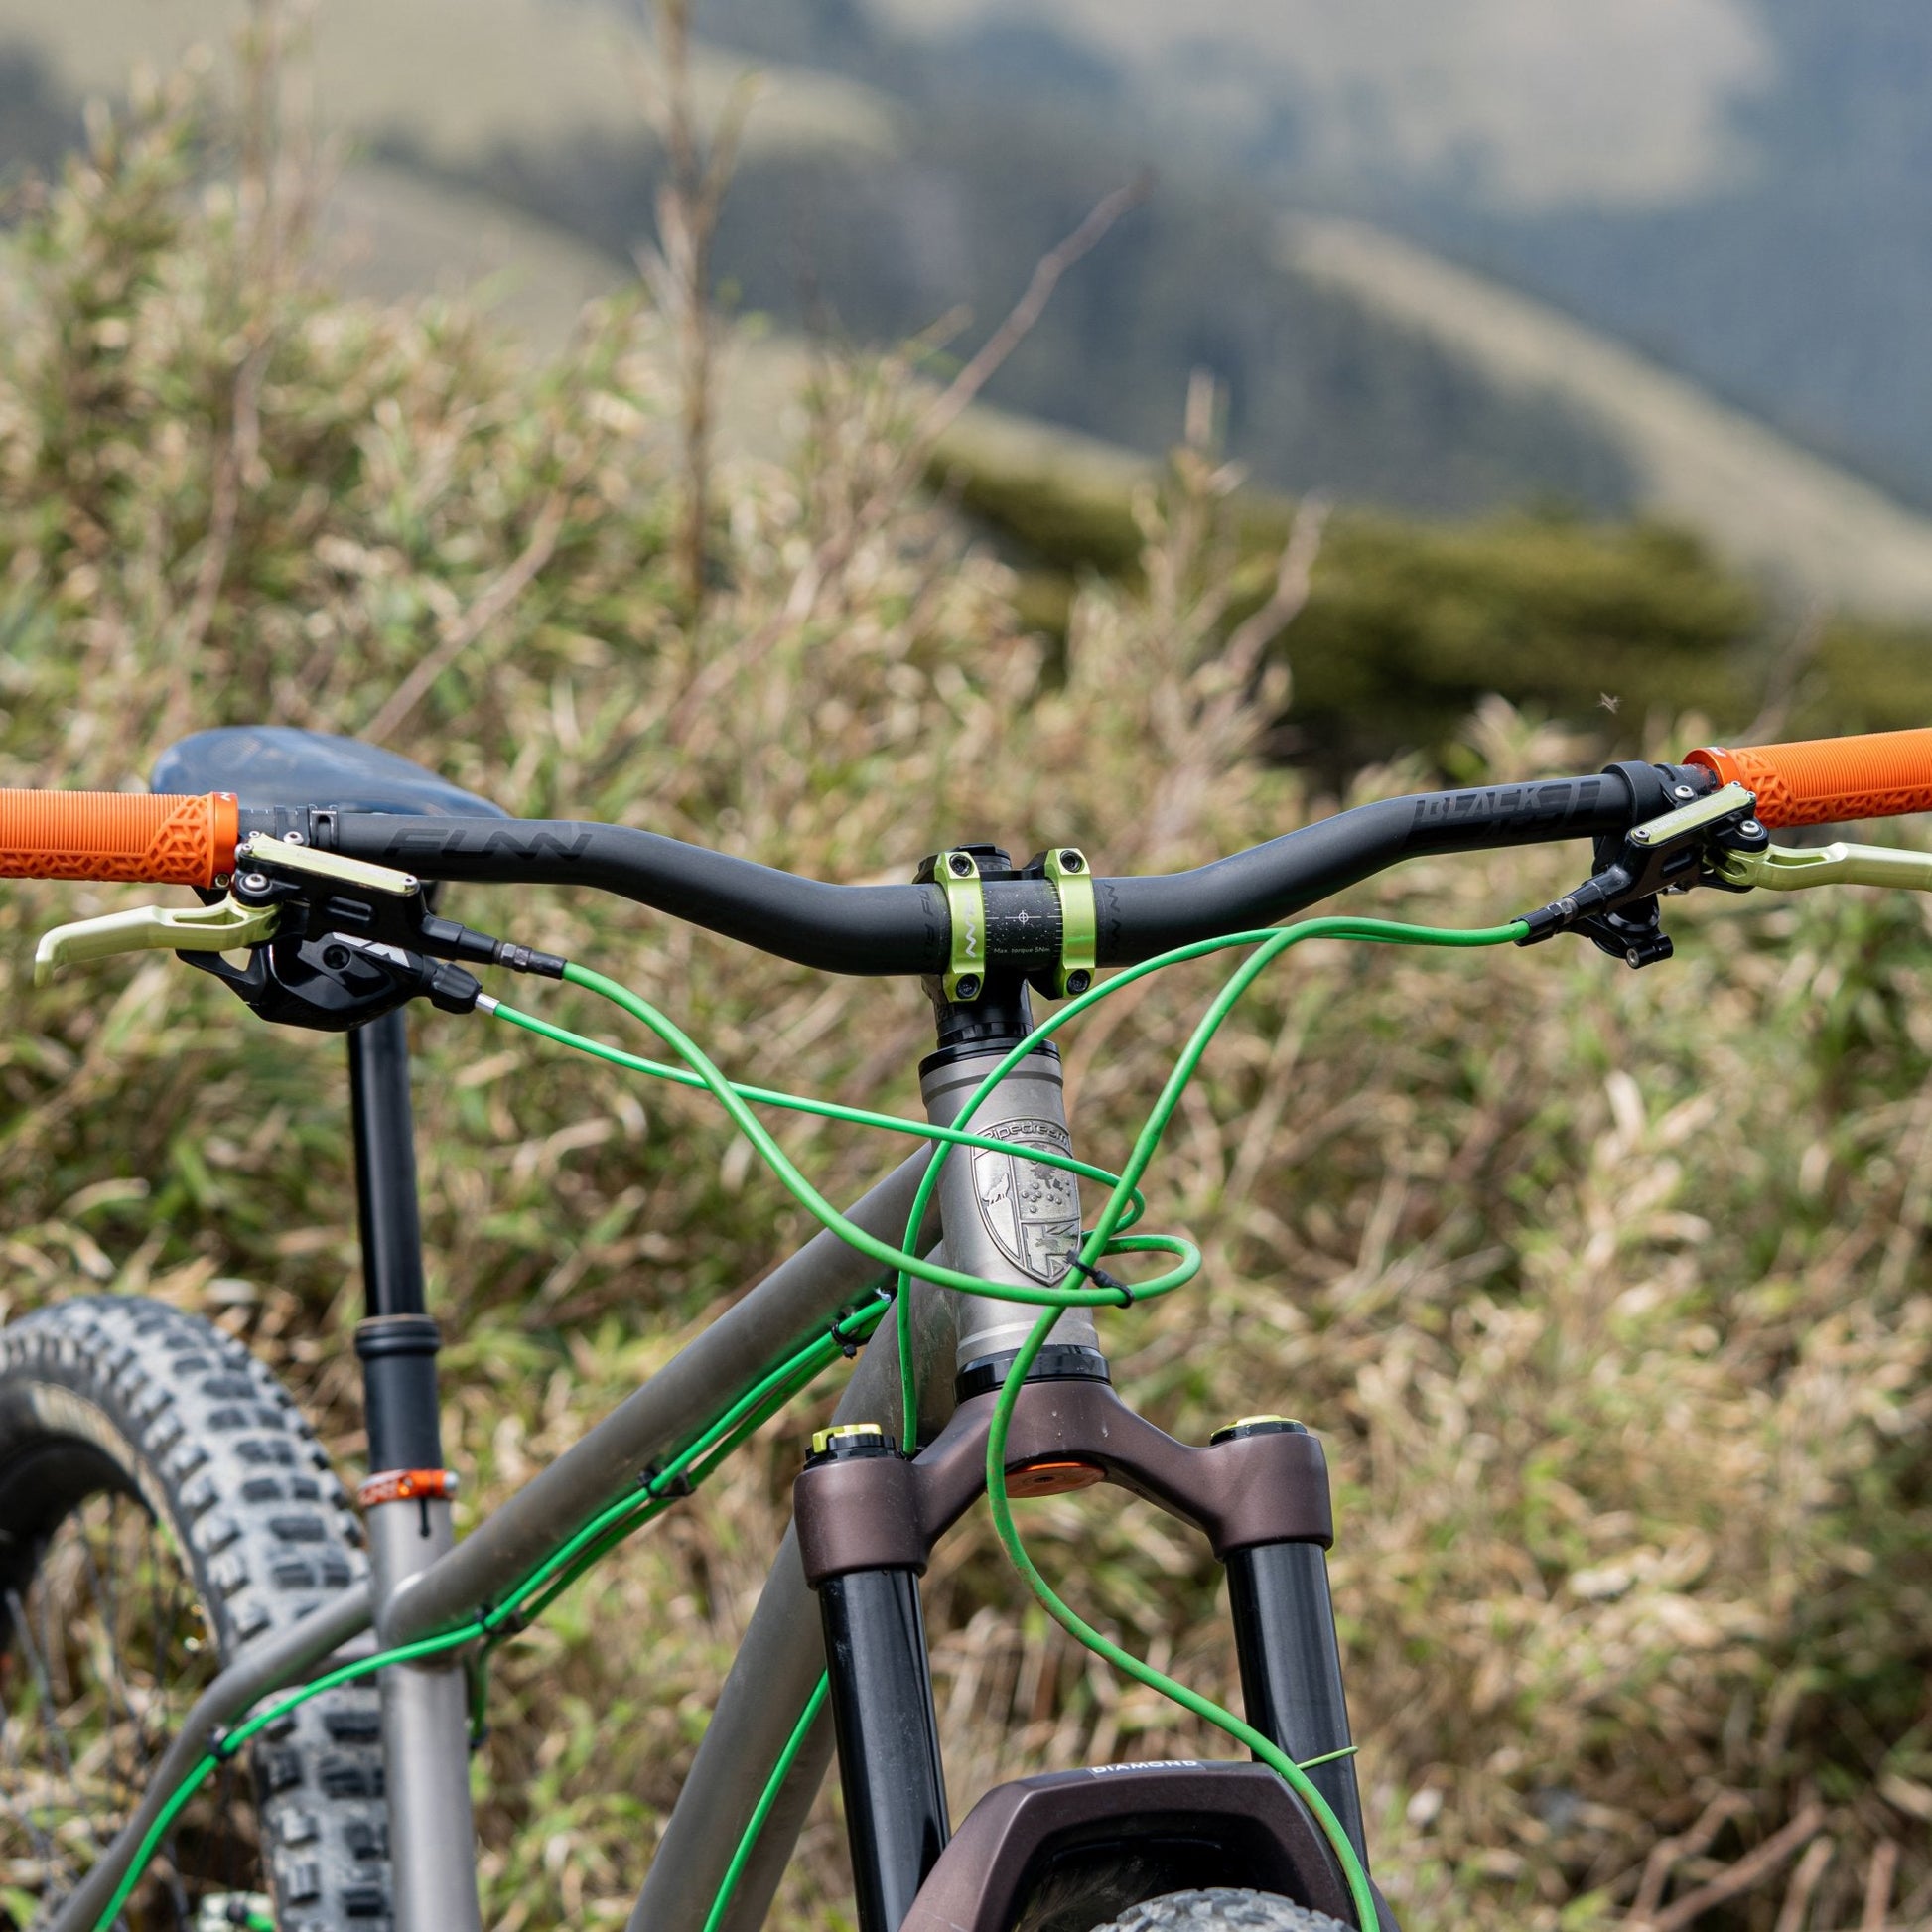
[0,76,1928,1932]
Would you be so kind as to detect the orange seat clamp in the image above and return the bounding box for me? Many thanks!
[357,1467,460,1508]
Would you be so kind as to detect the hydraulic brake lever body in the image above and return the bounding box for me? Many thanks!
[29,831,566,1029]
[1516,769,1932,970]
[1516,780,1760,968]
[32,833,485,1028]
[182,835,483,1030]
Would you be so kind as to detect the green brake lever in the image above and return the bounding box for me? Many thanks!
[34,895,281,985]
[1715,840,1932,893]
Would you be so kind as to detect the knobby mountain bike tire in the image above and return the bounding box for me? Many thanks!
[0,1297,390,1931]
[1085,1890,1351,1932]
[1010,1856,1355,1932]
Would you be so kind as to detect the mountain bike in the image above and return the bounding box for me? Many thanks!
[2,718,1927,1932]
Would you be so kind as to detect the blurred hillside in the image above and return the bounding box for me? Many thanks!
[701,0,1932,518]
[0,0,1634,522]
[15,0,1932,629]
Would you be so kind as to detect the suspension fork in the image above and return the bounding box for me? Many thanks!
[801,941,1108,1932]
[346,1011,483,1932]
[803,914,1376,1925]
[794,1362,1369,1926]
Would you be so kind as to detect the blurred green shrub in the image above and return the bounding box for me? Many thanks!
[932,426,1932,768]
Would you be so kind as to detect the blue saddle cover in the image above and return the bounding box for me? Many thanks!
[151,727,506,819]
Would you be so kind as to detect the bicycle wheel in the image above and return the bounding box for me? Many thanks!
[0,1296,390,1931]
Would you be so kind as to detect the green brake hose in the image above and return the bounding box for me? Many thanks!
[86,1295,891,1932]
[700,1672,831,1932]
[483,999,1151,1235]
[891,916,1528,1443]
[544,922,1519,1929]
[891,916,1526,1932]
[501,963,1198,1316]
[87,916,1521,1932]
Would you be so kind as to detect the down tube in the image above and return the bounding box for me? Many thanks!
[630,1276,959,1932]
[380,1149,941,1647]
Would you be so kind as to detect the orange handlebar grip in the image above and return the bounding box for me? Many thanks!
[1687,728,1932,828]
[0,790,239,886]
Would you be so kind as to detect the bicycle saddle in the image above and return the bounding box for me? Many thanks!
[151,726,507,819]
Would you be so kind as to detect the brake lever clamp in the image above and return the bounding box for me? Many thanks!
[182,834,484,1032]
[1515,776,1761,970]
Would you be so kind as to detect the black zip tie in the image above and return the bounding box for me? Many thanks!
[829,1288,893,1355]
[1065,1254,1134,1307]
[481,1604,528,1639]
[209,1725,239,1763]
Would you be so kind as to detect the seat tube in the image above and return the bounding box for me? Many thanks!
[919,1042,1100,1384]
[347,1011,483,1932]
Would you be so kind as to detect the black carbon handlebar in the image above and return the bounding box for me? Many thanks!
[305,763,1706,977]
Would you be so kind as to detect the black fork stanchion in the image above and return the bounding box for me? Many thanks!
[1219,1418,1371,1871]
[799,1425,950,1932]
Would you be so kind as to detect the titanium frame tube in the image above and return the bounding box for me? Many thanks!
[382,1148,940,1646]
[367,1499,483,1932]
[626,1273,958,1932]
[920,1046,1098,1372]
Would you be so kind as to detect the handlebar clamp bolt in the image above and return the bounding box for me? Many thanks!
[947,852,975,878]
[1058,850,1085,872]
[1065,968,1092,996]
[954,973,982,1000]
